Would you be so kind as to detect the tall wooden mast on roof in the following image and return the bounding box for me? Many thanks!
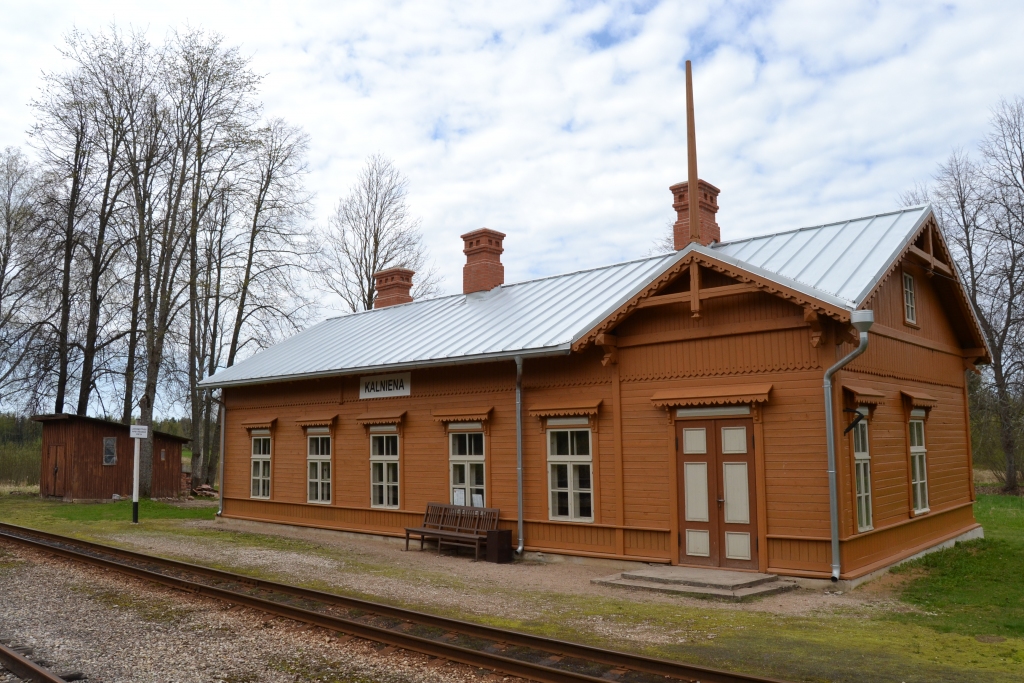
[685,60,700,244]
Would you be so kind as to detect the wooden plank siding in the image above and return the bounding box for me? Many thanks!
[221,255,979,577]
[37,415,184,500]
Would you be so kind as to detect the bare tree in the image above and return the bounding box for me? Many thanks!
[4,23,318,494]
[0,148,46,404]
[903,99,1024,491]
[226,118,314,367]
[30,66,96,414]
[315,154,439,312]
[649,220,675,255]
[166,28,261,490]
[979,97,1024,490]
[60,29,136,416]
[113,28,163,425]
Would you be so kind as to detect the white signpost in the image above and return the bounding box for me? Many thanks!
[129,424,149,523]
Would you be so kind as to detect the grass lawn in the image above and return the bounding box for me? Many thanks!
[1,490,1022,682]
[0,492,215,541]
[890,495,1024,638]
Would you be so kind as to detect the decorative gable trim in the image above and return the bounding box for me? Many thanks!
[860,213,989,363]
[572,251,849,352]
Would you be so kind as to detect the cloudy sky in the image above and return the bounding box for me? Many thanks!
[1,1,1021,301]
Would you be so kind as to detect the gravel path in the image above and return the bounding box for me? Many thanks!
[0,542,512,683]
[121,518,895,621]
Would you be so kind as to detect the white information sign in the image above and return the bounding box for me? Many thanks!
[129,425,150,439]
[359,372,411,399]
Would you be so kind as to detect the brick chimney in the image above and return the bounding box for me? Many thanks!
[461,228,505,294]
[373,267,414,308]
[670,179,721,248]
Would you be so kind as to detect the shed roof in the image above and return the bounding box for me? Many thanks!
[201,205,941,389]
[31,413,192,444]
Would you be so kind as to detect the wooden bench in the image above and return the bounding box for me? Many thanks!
[404,502,500,560]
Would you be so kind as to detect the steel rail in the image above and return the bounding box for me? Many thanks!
[0,522,790,683]
[0,642,67,683]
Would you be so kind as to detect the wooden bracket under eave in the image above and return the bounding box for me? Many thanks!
[963,357,981,374]
[596,333,618,366]
[834,319,858,346]
[803,306,824,348]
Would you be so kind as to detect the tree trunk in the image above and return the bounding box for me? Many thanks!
[54,138,84,414]
[121,235,144,423]
[996,385,1019,492]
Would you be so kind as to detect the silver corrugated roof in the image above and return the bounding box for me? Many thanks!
[201,205,932,388]
[713,206,930,307]
[201,250,687,387]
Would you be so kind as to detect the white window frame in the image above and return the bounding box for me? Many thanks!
[852,407,873,532]
[903,272,917,324]
[250,429,271,499]
[546,421,594,523]
[449,427,485,507]
[909,410,929,514]
[307,427,332,504]
[370,426,399,509]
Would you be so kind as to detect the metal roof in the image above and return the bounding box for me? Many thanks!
[201,205,932,388]
[713,205,930,307]
[201,250,687,387]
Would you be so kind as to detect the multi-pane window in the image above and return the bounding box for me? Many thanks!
[909,413,929,513]
[852,408,872,532]
[903,273,917,324]
[450,430,485,507]
[307,429,331,504]
[370,430,399,508]
[102,437,117,466]
[250,432,271,499]
[547,426,593,522]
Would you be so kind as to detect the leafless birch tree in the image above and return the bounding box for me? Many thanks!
[315,154,439,311]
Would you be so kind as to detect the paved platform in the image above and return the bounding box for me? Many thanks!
[592,566,799,601]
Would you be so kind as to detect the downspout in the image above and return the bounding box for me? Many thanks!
[515,355,524,556]
[824,310,874,582]
[217,402,226,517]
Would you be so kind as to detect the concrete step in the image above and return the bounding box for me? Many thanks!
[592,568,799,602]
[620,566,780,590]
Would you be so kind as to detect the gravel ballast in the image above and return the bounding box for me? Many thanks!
[0,542,509,683]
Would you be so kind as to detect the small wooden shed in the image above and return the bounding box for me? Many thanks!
[33,414,189,501]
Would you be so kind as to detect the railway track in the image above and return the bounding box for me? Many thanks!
[0,521,790,683]
[0,638,83,682]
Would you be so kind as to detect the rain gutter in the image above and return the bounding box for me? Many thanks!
[824,310,874,581]
[217,401,226,517]
[515,355,524,556]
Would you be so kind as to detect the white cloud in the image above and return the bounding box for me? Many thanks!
[0,0,1021,299]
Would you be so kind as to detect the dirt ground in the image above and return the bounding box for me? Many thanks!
[112,516,909,632]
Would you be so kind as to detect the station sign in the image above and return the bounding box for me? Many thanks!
[359,372,411,399]
[129,425,150,439]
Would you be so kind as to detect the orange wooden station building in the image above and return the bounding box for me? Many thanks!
[202,175,988,581]
[202,64,987,581]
